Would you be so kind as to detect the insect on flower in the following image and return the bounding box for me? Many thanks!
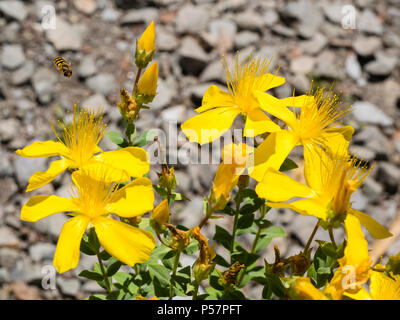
[53,56,72,78]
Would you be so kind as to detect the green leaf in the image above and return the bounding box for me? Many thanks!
[99,250,111,260]
[237,212,254,230]
[214,254,230,268]
[213,225,232,250]
[279,158,298,172]
[231,245,259,267]
[317,266,331,275]
[79,270,104,282]
[107,257,123,277]
[264,273,287,298]
[88,228,100,253]
[133,130,157,147]
[262,226,287,238]
[254,226,286,253]
[316,240,338,258]
[220,206,235,216]
[106,130,125,145]
[80,235,96,256]
[254,236,273,253]
[125,123,136,142]
[185,239,200,255]
[106,290,121,300]
[87,294,107,300]
[148,263,171,287]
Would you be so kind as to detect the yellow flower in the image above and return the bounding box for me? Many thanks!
[287,277,329,300]
[346,265,400,300]
[21,167,156,273]
[212,142,253,200]
[249,87,354,181]
[138,21,155,54]
[256,148,392,239]
[324,214,372,300]
[16,105,149,191]
[181,53,306,145]
[137,62,158,97]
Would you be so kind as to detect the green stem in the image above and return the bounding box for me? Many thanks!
[328,227,337,249]
[237,226,262,287]
[96,252,112,293]
[230,200,240,264]
[192,282,200,300]
[304,221,320,253]
[169,250,181,300]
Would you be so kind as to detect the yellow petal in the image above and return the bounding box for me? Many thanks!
[247,130,299,181]
[213,163,241,198]
[280,95,315,108]
[349,208,393,239]
[343,214,370,266]
[26,159,69,192]
[53,215,90,273]
[254,91,296,126]
[303,145,326,193]
[258,73,286,91]
[137,62,158,96]
[93,147,150,178]
[181,107,240,145]
[244,109,281,137]
[138,21,155,53]
[256,168,315,202]
[266,199,328,220]
[288,277,329,300]
[344,288,372,300]
[196,85,234,113]
[152,199,170,225]
[321,126,354,155]
[16,140,69,158]
[21,195,77,222]
[370,268,400,300]
[107,177,154,218]
[93,216,156,266]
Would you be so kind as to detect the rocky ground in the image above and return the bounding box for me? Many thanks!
[0,0,399,299]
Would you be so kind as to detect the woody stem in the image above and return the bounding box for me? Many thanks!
[132,67,142,96]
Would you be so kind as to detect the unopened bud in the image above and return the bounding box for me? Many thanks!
[135,21,156,68]
[136,62,158,104]
[150,199,170,234]
[158,164,177,191]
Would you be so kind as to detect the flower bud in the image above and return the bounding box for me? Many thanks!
[136,62,158,104]
[158,164,177,192]
[167,224,190,251]
[117,88,140,122]
[135,21,156,68]
[150,199,170,234]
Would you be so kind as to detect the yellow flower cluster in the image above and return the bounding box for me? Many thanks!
[16,22,159,274]
[15,20,397,300]
[181,52,393,299]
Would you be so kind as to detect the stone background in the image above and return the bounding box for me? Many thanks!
[0,0,399,299]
